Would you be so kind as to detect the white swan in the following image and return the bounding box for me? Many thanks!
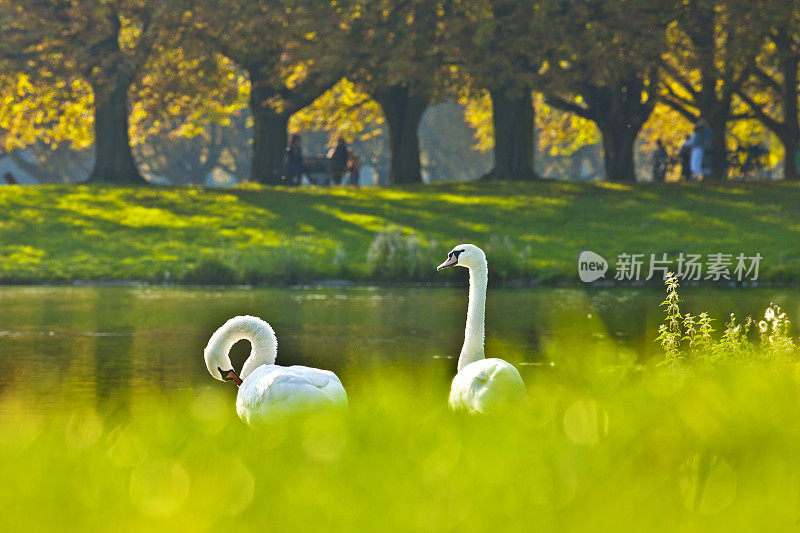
[437,244,527,413]
[204,315,347,423]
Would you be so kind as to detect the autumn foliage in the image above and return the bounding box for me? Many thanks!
[1,0,798,184]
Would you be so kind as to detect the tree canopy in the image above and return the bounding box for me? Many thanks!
[2,0,799,184]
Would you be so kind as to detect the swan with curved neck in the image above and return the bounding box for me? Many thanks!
[204,315,347,423]
[438,244,527,413]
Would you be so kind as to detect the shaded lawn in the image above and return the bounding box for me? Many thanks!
[1,180,799,283]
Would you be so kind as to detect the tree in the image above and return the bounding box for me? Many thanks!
[0,72,95,153]
[130,47,249,183]
[736,0,800,180]
[290,77,389,179]
[135,116,250,185]
[187,0,342,184]
[446,0,544,181]
[316,0,450,184]
[659,0,763,182]
[542,0,668,183]
[290,78,385,144]
[462,91,603,179]
[1,0,179,184]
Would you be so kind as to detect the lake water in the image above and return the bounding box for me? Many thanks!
[2,285,798,409]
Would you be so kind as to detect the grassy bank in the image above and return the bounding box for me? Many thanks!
[1,181,800,284]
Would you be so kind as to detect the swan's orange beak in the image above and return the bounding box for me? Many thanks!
[221,368,243,387]
[437,254,458,270]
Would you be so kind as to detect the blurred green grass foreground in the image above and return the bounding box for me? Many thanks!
[5,277,800,530]
[4,359,800,531]
[2,180,800,284]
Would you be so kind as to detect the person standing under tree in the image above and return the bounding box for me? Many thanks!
[284,134,304,185]
[689,120,709,181]
[678,134,692,181]
[652,139,668,182]
[346,150,360,186]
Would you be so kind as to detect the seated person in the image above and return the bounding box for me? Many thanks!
[327,137,349,185]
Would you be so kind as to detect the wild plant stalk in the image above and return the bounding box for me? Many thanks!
[677,310,716,355]
[682,313,696,350]
[716,314,751,359]
[696,312,714,350]
[656,273,683,366]
[657,275,798,365]
[759,304,794,359]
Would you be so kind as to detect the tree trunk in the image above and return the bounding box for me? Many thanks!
[700,75,730,183]
[550,73,654,183]
[89,77,145,184]
[597,121,637,183]
[375,85,428,185]
[248,68,291,184]
[694,8,729,184]
[780,51,799,181]
[705,112,729,183]
[779,131,799,182]
[487,86,536,180]
[591,80,652,183]
[250,108,290,184]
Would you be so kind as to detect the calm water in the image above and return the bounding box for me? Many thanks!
[2,285,799,409]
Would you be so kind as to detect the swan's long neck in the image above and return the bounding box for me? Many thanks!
[207,316,277,380]
[459,260,487,371]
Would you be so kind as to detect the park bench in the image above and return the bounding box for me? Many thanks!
[302,155,330,185]
[280,155,356,186]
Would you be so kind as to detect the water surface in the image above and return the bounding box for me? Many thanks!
[2,285,798,410]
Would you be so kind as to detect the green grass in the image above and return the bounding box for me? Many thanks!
[2,180,800,283]
[5,359,800,531]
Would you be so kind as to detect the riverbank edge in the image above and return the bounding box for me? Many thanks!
[0,277,794,290]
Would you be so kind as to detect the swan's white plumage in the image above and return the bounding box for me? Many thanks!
[439,244,527,413]
[449,358,527,414]
[204,315,276,381]
[204,315,347,423]
[237,364,347,424]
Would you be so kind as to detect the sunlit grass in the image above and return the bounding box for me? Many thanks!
[5,360,800,530]
[1,181,800,283]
